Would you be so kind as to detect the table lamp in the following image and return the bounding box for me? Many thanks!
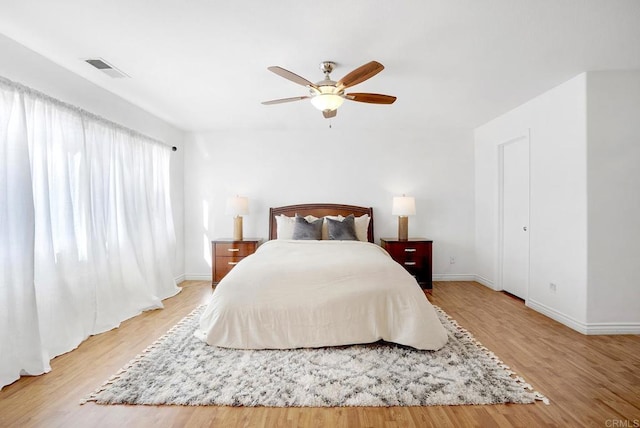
[226,196,249,240]
[392,195,416,241]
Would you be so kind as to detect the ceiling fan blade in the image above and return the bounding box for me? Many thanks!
[346,93,397,104]
[261,96,310,105]
[267,66,319,89]
[323,109,337,119]
[337,61,384,89]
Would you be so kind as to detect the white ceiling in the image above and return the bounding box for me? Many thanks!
[1,0,639,132]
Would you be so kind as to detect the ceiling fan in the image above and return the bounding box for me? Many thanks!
[261,61,397,119]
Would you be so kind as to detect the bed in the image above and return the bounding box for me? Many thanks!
[194,203,447,350]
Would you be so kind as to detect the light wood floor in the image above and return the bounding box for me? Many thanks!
[1,281,638,427]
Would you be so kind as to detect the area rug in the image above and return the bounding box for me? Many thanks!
[82,305,548,407]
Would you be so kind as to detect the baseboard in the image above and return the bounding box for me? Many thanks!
[526,299,588,333]
[184,274,212,281]
[474,275,497,290]
[526,299,640,335]
[432,274,476,282]
[174,274,186,284]
[582,323,640,335]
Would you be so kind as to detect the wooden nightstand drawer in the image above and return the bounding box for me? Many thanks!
[398,257,424,269]
[214,256,244,280]
[215,242,257,257]
[384,244,427,265]
[380,238,433,292]
[212,238,262,285]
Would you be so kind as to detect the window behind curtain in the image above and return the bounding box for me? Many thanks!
[0,76,179,389]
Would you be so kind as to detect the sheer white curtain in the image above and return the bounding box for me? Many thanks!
[0,77,179,389]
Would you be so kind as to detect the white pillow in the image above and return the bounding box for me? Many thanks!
[354,214,370,242]
[275,214,295,239]
[275,214,320,239]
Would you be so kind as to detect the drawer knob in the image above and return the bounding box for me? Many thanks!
[228,261,239,265]
[404,248,417,252]
[404,261,417,266]
[227,248,240,252]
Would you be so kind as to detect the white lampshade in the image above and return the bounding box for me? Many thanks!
[225,196,249,216]
[392,196,416,216]
[310,86,345,111]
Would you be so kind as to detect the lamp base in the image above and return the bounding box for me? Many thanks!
[398,216,408,241]
[233,216,243,241]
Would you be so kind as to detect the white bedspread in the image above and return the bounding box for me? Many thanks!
[194,240,448,350]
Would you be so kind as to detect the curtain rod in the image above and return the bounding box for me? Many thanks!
[0,75,178,152]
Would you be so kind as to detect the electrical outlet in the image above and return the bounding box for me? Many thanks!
[450,257,456,264]
[549,282,557,292]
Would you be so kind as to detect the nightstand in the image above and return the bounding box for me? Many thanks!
[211,238,262,285]
[380,238,433,292]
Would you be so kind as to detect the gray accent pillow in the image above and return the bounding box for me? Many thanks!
[326,214,359,241]
[292,215,323,240]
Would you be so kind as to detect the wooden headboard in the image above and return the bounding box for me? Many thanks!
[269,203,374,242]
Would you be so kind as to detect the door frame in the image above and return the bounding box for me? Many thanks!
[496,131,531,298]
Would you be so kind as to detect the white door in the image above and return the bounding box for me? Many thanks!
[501,137,530,299]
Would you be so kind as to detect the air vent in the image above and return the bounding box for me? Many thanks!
[84,58,129,78]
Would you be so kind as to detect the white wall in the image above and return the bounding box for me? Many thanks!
[0,33,186,279]
[475,74,589,327]
[586,71,640,327]
[183,127,475,280]
[476,71,640,334]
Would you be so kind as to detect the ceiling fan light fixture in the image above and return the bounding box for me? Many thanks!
[310,86,344,111]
